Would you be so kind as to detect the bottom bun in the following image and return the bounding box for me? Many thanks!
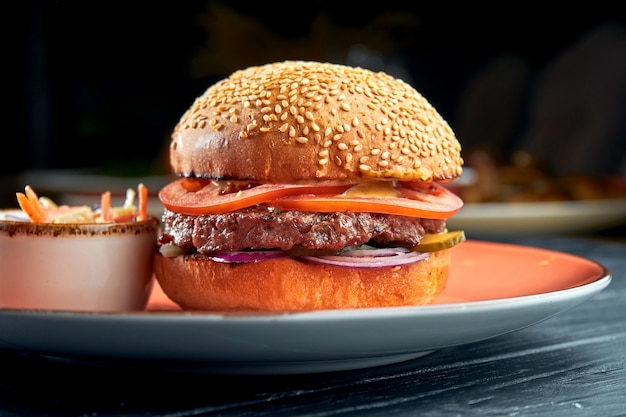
[153,249,450,311]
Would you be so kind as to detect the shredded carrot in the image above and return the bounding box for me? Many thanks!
[100,191,111,222]
[138,183,148,221]
[15,184,149,224]
[16,192,45,223]
[25,186,45,218]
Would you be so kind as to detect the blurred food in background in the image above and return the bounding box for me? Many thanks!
[453,21,626,205]
[449,149,626,204]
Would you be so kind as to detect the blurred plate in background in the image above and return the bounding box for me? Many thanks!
[446,198,626,236]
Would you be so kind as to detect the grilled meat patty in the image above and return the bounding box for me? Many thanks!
[160,206,446,254]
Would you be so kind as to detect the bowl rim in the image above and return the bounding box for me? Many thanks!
[0,210,159,237]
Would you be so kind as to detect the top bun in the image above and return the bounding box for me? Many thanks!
[169,61,463,183]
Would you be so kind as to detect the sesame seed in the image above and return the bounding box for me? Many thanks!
[296,137,309,144]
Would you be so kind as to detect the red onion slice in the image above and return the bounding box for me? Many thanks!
[300,248,430,269]
[208,247,429,269]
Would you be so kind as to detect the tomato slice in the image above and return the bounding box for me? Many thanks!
[159,178,463,219]
[159,179,353,215]
[272,182,463,219]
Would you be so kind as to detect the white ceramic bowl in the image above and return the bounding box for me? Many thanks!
[0,210,159,312]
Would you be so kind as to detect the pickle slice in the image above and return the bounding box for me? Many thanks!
[413,230,466,253]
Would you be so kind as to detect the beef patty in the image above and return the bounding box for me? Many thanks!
[160,206,446,254]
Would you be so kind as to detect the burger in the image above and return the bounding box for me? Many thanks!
[153,61,465,311]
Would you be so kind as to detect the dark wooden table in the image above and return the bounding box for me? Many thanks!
[1,232,624,417]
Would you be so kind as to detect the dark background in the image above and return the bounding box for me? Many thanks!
[7,1,626,177]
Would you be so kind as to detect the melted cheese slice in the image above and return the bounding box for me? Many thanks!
[341,181,401,198]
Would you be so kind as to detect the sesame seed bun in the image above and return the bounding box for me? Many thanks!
[170,60,463,183]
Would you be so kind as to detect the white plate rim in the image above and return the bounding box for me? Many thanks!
[446,198,626,234]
